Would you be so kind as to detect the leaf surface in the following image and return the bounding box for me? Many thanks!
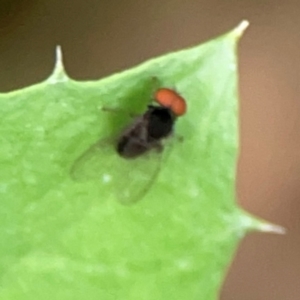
[0,21,273,300]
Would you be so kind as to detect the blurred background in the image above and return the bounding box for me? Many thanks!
[1,0,299,299]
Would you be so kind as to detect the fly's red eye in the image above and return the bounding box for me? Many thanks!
[154,88,187,116]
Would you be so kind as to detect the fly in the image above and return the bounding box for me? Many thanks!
[71,87,187,205]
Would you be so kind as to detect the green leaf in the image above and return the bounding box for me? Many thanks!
[0,21,283,300]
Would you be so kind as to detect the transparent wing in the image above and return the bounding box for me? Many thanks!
[70,137,171,205]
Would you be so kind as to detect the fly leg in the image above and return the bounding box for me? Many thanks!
[101,106,139,118]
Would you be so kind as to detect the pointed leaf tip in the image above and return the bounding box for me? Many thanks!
[229,20,250,40]
[238,211,286,235]
[255,222,286,235]
[47,45,69,83]
[56,45,63,64]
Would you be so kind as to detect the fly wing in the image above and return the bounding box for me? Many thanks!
[70,138,168,205]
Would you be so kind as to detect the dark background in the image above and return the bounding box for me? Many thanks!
[1,1,299,299]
